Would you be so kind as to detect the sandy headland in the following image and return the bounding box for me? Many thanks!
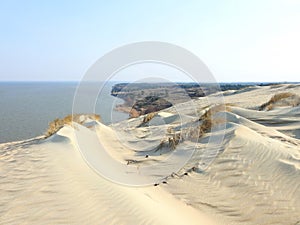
[1,83,300,224]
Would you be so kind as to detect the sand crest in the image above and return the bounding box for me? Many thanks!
[1,84,300,224]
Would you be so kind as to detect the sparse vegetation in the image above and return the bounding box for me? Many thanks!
[168,132,181,150]
[130,95,172,118]
[45,114,101,137]
[143,112,157,123]
[188,104,229,140]
[137,112,157,127]
[153,132,182,152]
[259,92,299,111]
[154,140,167,152]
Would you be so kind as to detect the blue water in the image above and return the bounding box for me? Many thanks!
[0,82,128,143]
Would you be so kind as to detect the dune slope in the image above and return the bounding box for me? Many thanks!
[1,84,300,225]
[0,126,216,225]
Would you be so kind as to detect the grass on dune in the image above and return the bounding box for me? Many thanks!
[188,104,230,141]
[259,92,299,111]
[154,132,182,152]
[152,104,230,152]
[45,114,101,137]
[137,112,157,127]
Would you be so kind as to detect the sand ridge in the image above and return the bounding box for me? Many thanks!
[0,83,300,224]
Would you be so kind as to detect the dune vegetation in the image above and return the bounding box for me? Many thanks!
[137,112,157,128]
[1,84,300,225]
[45,114,101,137]
[187,104,230,141]
[259,92,300,110]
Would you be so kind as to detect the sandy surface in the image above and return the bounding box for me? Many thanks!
[1,84,300,224]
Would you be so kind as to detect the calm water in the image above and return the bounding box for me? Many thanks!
[0,82,128,143]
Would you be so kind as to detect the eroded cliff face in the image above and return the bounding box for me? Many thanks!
[111,82,204,118]
[129,96,172,118]
[111,82,268,118]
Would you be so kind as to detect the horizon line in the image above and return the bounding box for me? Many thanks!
[0,80,299,84]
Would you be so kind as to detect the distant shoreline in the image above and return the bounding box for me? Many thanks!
[110,82,295,118]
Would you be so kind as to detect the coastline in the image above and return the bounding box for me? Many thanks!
[1,83,300,224]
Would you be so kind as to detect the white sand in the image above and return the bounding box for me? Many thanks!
[0,129,215,225]
[0,84,300,224]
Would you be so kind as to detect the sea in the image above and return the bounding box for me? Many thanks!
[0,82,128,144]
[1,81,295,144]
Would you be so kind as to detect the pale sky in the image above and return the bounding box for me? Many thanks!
[0,0,299,82]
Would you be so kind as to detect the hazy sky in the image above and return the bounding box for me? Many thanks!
[0,0,299,82]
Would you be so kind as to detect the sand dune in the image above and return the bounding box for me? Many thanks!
[0,131,215,225]
[1,84,300,224]
[167,113,300,224]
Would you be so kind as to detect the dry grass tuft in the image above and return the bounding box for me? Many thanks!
[259,92,297,111]
[143,112,157,123]
[168,133,181,150]
[45,114,101,137]
[154,140,167,152]
[188,104,229,140]
[154,132,182,152]
[137,112,157,127]
[45,118,65,137]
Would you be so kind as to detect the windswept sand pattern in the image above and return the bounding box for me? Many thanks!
[0,84,300,225]
[0,136,214,225]
[166,123,300,225]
